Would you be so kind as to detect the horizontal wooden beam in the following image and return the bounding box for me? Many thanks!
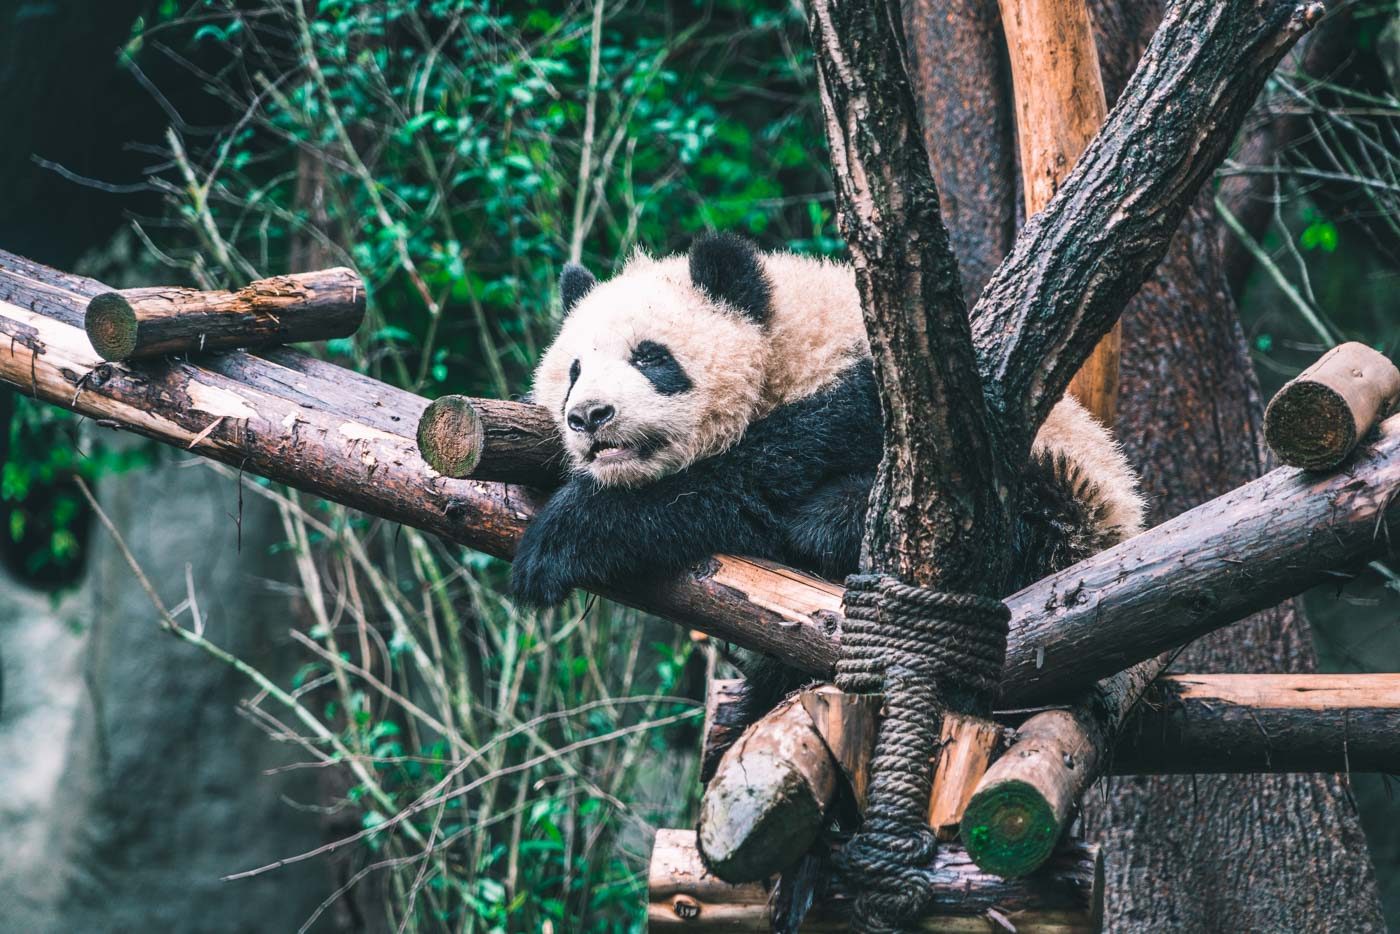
[648,828,1103,932]
[2,251,1398,707]
[1115,673,1400,774]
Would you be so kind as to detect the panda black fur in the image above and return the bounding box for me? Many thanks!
[511,234,1143,711]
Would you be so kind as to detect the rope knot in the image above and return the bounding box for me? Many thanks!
[836,573,1010,696]
[834,574,1010,932]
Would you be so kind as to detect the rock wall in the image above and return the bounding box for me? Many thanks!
[0,456,330,932]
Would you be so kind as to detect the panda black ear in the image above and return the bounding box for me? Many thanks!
[688,233,771,325]
[559,263,597,315]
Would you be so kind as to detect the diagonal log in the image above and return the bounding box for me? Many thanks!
[2,250,1397,708]
[971,0,1325,447]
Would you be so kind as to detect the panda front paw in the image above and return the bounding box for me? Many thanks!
[510,533,579,609]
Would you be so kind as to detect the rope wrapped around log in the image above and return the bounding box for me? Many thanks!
[835,574,1010,932]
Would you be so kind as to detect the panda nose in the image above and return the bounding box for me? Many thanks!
[567,402,615,433]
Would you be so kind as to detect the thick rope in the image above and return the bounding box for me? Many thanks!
[835,573,1010,933]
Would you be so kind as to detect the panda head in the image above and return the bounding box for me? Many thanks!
[532,234,773,487]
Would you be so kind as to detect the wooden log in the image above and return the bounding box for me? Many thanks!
[927,717,1005,841]
[650,828,1104,932]
[1115,673,1400,774]
[4,253,1400,705]
[801,685,880,812]
[697,695,838,883]
[84,267,365,361]
[415,393,565,487]
[700,673,1400,884]
[998,0,1118,430]
[700,678,756,785]
[962,661,1161,877]
[1264,341,1400,470]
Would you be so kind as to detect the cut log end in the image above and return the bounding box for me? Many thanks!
[697,695,836,883]
[85,292,139,361]
[962,779,1060,879]
[1265,380,1358,470]
[417,395,486,478]
[1264,342,1400,470]
[81,267,366,361]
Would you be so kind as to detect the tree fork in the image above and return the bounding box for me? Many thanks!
[84,268,365,361]
[998,0,1118,428]
[970,0,1326,440]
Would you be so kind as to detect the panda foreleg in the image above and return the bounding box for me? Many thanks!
[509,460,780,608]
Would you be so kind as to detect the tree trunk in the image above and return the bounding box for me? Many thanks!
[1082,5,1384,928]
[905,0,1385,925]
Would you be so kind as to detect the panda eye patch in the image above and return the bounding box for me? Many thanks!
[568,359,581,389]
[629,340,692,395]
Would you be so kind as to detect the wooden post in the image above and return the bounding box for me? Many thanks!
[84,268,365,361]
[1264,341,1400,469]
[961,661,1163,877]
[416,394,565,487]
[696,695,839,883]
[700,678,756,784]
[650,828,1104,932]
[998,0,1116,428]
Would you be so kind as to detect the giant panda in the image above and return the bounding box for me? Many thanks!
[510,234,1143,714]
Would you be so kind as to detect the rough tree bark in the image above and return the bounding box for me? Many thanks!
[902,0,1016,306]
[905,0,1384,926]
[810,0,1011,594]
[809,0,1017,882]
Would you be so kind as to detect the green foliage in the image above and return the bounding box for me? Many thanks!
[0,397,151,588]
[119,1,834,930]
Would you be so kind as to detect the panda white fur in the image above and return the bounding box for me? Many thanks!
[510,233,1143,616]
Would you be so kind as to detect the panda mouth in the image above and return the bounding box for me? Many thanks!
[587,436,666,463]
[589,440,633,462]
